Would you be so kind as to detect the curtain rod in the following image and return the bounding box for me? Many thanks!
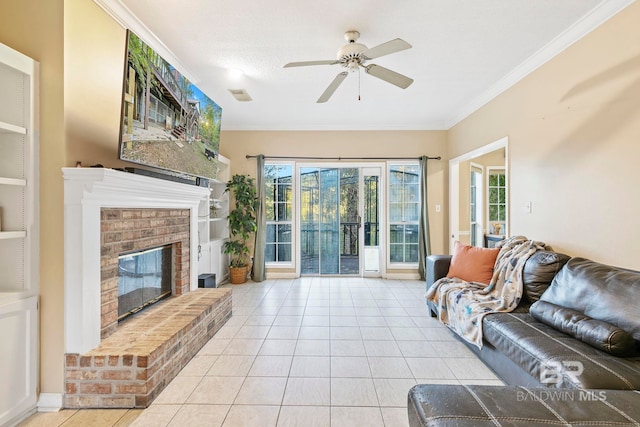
[245,155,442,161]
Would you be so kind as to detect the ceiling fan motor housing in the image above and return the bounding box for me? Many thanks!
[337,42,368,69]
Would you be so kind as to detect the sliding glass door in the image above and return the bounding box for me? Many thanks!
[300,167,358,274]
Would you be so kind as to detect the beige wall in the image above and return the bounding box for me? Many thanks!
[221,130,449,263]
[65,0,127,168]
[448,2,640,270]
[0,0,65,395]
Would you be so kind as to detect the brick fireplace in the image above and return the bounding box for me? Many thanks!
[100,207,190,339]
[62,168,231,408]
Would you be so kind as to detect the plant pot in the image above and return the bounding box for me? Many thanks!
[229,265,248,284]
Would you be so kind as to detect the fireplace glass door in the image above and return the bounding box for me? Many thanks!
[118,245,172,320]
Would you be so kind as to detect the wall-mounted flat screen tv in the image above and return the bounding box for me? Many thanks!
[118,30,222,180]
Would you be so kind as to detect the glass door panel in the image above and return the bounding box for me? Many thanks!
[339,168,359,274]
[320,168,339,274]
[299,166,361,275]
[363,170,380,273]
[300,167,319,274]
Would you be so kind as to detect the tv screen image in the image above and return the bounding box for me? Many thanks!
[119,30,222,180]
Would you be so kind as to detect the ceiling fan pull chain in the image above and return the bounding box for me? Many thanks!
[358,67,361,101]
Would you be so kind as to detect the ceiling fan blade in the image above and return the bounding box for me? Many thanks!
[362,38,412,60]
[284,60,339,68]
[317,72,348,103]
[365,64,413,89]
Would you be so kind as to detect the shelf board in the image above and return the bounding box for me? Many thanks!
[0,231,26,240]
[209,237,229,245]
[0,120,27,135]
[0,177,27,186]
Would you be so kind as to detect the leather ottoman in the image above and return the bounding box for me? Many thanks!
[408,384,640,427]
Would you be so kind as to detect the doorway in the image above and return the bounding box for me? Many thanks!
[298,165,382,275]
[449,137,508,251]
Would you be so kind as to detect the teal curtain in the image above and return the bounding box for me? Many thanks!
[252,155,267,281]
[418,155,431,280]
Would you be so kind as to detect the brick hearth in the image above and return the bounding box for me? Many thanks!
[64,288,232,408]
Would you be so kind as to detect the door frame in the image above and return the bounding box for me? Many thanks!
[449,137,509,252]
[295,162,385,277]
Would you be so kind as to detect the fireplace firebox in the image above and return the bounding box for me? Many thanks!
[118,244,173,321]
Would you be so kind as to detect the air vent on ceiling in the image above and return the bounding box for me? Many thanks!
[228,89,252,102]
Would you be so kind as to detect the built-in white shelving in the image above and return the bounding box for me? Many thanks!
[197,154,230,284]
[0,41,39,427]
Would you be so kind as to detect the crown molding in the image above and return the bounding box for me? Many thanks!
[92,0,198,83]
[445,0,636,129]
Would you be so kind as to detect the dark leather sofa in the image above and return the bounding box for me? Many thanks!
[409,251,640,427]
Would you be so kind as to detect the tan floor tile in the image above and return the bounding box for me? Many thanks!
[207,355,255,376]
[222,405,280,427]
[154,376,202,404]
[276,406,330,427]
[234,377,287,405]
[259,339,297,355]
[282,377,330,406]
[331,356,371,378]
[179,355,219,376]
[363,340,403,357]
[330,378,379,406]
[167,404,229,427]
[222,338,264,355]
[330,406,384,427]
[290,356,330,377]
[373,378,417,407]
[381,407,410,427]
[248,355,293,376]
[444,357,499,380]
[405,357,456,379]
[330,340,366,357]
[368,357,413,379]
[199,338,231,355]
[187,376,245,404]
[294,339,330,356]
[130,405,180,427]
[266,326,301,340]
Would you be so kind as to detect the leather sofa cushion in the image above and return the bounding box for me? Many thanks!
[540,257,640,340]
[530,300,636,356]
[521,250,570,303]
[482,312,640,389]
[408,384,640,427]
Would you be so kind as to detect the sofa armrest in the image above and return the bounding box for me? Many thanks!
[426,254,452,289]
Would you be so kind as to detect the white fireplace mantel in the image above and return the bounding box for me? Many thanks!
[63,168,209,354]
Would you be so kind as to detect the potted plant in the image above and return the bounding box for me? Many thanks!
[223,174,258,284]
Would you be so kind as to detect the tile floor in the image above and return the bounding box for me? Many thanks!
[20,277,502,427]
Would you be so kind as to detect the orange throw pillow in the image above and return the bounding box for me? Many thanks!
[446,241,500,284]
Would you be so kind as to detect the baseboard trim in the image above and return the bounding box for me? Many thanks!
[266,272,298,279]
[37,393,62,412]
[384,272,421,280]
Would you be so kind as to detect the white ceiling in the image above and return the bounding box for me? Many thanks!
[98,0,630,130]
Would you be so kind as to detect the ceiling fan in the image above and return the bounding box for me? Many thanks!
[283,30,414,103]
